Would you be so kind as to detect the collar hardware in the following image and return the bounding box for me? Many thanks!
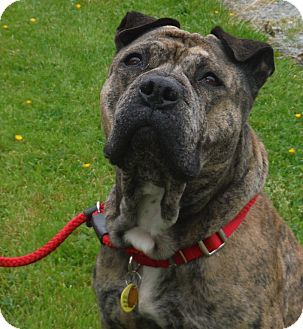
[178,249,188,263]
[198,228,227,257]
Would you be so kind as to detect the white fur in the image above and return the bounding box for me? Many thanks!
[137,183,170,235]
[124,227,155,254]
[124,183,172,323]
[138,267,165,326]
[124,182,172,254]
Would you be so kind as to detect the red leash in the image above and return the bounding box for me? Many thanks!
[0,212,88,267]
[0,197,258,268]
[0,201,105,267]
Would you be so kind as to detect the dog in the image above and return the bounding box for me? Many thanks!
[93,12,303,329]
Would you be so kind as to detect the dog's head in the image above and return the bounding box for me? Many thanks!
[101,12,274,183]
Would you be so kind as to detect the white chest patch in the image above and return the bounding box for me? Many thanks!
[138,267,166,326]
[137,183,167,235]
[123,182,174,325]
[124,182,173,254]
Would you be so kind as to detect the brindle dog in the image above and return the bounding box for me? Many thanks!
[93,12,303,329]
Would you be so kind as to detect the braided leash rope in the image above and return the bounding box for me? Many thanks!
[0,212,89,267]
[0,197,259,268]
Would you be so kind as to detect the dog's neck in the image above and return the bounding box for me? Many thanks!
[105,124,268,254]
[175,124,268,245]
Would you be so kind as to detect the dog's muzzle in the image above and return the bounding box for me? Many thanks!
[104,74,201,181]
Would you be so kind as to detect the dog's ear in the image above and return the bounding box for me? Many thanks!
[115,11,180,52]
[211,26,275,89]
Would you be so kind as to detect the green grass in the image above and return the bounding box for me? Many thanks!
[0,0,302,328]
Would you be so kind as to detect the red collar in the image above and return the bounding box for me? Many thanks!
[101,195,258,268]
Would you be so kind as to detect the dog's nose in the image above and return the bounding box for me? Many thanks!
[139,75,182,108]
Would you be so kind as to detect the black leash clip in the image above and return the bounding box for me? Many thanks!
[84,202,108,244]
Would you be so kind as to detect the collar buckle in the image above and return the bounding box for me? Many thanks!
[198,228,227,257]
[169,249,188,267]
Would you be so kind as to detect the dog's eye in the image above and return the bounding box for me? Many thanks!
[124,53,143,67]
[200,73,222,87]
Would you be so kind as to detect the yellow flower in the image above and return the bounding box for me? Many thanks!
[295,113,302,119]
[25,99,32,105]
[75,3,81,9]
[15,135,23,141]
[30,18,37,23]
[229,12,235,16]
[214,10,219,14]
[83,163,91,168]
[2,24,9,30]
[288,148,296,155]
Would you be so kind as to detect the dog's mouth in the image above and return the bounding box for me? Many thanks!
[104,106,201,181]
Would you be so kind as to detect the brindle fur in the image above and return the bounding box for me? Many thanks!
[94,12,303,329]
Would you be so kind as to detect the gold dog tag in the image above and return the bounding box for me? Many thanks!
[120,283,138,313]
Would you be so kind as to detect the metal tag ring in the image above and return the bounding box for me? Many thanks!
[125,271,142,286]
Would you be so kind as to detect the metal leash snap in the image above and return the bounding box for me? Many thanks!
[96,201,101,213]
[85,201,108,244]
